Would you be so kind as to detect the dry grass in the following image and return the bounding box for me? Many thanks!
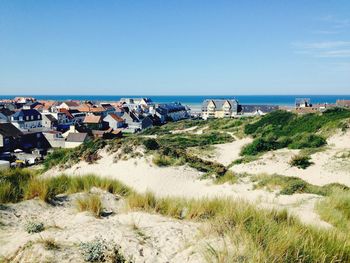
[76,194,103,218]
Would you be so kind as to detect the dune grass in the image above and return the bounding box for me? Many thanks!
[1,169,350,261]
[316,189,350,231]
[252,174,349,196]
[127,192,350,262]
[0,169,131,204]
[76,194,103,217]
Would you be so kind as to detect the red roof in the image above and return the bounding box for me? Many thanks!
[84,115,102,123]
[108,113,124,122]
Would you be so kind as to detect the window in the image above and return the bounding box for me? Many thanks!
[31,116,34,120]
[26,116,29,121]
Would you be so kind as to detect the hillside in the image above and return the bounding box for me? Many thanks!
[1,109,350,262]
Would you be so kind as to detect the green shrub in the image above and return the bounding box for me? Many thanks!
[242,109,350,155]
[143,138,159,150]
[80,237,108,262]
[25,220,44,234]
[289,154,313,169]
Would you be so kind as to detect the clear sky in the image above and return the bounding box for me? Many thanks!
[0,0,349,95]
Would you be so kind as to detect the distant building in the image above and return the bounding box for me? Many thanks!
[11,109,42,130]
[65,132,89,148]
[42,114,58,129]
[103,113,125,130]
[336,100,350,108]
[201,99,239,119]
[57,101,80,111]
[122,111,153,133]
[295,98,311,108]
[155,102,190,123]
[0,123,22,152]
[83,115,104,130]
[239,105,279,116]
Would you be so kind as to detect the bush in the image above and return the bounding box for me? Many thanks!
[25,221,44,234]
[288,134,326,149]
[289,154,313,169]
[80,237,108,262]
[143,138,159,150]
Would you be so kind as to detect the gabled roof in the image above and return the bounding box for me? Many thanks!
[201,99,239,111]
[106,113,124,122]
[0,123,22,138]
[42,114,58,122]
[66,132,88,142]
[12,109,41,120]
[84,115,102,124]
[60,101,80,107]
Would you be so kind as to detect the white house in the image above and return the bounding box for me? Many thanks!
[11,109,42,130]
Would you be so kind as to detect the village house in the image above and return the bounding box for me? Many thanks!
[42,130,65,148]
[83,115,104,130]
[0,123,23,152]
[0,108,13,123]
[11,109,43,130]
[65,132,90,148]
[201,99,239,119]
[122,111,153,133]
[57,101,80,111]
[103,113,125,130]
[155,102,190,123]
[42,114,58,129]
[239,105,279,116]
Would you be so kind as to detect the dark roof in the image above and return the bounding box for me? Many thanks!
[42,114,57,122]
[157,102,187,113]
[66,132,88,142]
[0,123,22,138]
[239,105,279,113]
[0,108,14,117]
[12,109,41,121]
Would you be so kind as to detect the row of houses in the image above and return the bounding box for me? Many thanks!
[0,97,191,157]
[201,99,279,119]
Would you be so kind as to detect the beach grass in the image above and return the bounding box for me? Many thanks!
[76,194,103,217]
[1,169,350,261]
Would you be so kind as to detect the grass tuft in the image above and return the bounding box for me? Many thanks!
[76,194,103,218]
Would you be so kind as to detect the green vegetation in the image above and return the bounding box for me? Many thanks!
[214,171,238,184]
[76,194,103,218]
[0,168,35,203]
[317,189,350,231]
[242,108,350,156]
[289,154,313,169]
[0,169,131,204]
[25,220,44,234]
[44,139,107,170]
[252,174,349,196]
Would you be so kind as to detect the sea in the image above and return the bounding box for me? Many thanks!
[1,95,350,108]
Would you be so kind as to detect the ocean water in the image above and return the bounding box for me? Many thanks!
[1,95,350,106]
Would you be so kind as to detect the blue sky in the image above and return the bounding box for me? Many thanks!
[0,0,349,95]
